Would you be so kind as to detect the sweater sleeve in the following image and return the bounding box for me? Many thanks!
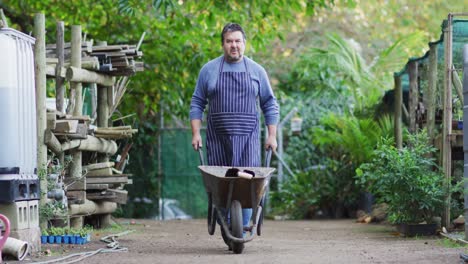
[258,67,279,125]
[189,67,208,121]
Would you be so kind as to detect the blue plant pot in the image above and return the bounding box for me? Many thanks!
[63,235,70,244]
[48,236,55,244]
[41,235,47,244]
[70,235,77,244]
[55,236,62,244]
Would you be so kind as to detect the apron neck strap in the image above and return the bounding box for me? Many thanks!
[219,56,249,73]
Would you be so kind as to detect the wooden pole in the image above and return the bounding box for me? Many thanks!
[62,136,118,154]
[442,14,453,229]
[55,21,66,172]
[34,13,48,229]
[408,61,418,133]
[394,74,403,149]
[66,66,114,87]
[95,34,111,225]
[427,44,438,144]
[55,21,65,112]
[69,25,85,229]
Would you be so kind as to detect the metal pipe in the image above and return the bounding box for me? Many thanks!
[277,107,298,185]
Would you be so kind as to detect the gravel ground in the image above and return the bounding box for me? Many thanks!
[8,218,466,264]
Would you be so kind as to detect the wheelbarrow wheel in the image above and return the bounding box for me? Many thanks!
[207,193,216,235]
[230,200,244,254]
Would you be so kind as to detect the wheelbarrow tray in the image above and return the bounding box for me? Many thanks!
[198,165,275,208]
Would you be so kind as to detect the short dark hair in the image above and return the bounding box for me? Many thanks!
[221,23,246,44]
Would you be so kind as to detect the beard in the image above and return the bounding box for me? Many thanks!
[225,49,243,62]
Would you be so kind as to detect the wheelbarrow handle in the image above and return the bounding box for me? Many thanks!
[264,147,272,167]
[198,146,205,166]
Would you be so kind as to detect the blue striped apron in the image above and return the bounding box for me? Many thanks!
[206,57,260,167]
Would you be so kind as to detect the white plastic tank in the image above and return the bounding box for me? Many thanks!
[0,28,36,177]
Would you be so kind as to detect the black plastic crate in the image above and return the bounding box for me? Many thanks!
[0,178,40,202]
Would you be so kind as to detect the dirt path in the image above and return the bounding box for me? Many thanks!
[17,219,464,264]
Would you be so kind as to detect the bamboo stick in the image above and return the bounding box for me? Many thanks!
[394,75,402,149]
[427,44,437,143]
[408,61,418,133]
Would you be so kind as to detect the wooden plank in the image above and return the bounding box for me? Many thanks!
[65,179,86,191]
[91,45,125,51]
[86,167,113,177]
[83,162,115,171]
[44,129,62,155]
[86,191,117,201]
[107,189,128,204]
[47,112,56,130]
[91,51,126,57]
[61,115,91,122]
[54,120,78,133]
[66,190,86,204]
[86,184,109,190]
[86,176,129,184]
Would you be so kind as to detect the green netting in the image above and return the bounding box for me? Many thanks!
[160,129,208,218]
[394,19,468,112]
[395,19,468,77]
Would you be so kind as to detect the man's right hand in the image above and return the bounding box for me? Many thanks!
[192,134,202,150]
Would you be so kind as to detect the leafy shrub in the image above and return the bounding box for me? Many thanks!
[356,131,445,224]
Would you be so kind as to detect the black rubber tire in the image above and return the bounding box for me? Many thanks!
[230,200,244,254]
[207,193,216,235]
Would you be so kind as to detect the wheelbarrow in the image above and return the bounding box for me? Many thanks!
[197,148,274,254]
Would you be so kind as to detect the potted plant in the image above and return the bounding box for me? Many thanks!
[63,227,71,244]
[46,228,55,244]
[69,228,78,244]
[50,227,63,244]
[41,229,49,244]
[356,131,446,236]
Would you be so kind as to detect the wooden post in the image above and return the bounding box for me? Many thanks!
[55,21,66,169]
[462,44,468,241]
[394,74,403,149]
[442,14,453,229]
[68,25,85,228]
[408,61,418,133]
[56,21,65,112]
[34,13,48,228]
[95,41,112,227]
[427,44,438,144]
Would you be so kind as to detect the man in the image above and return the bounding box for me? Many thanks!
[189,23,279,232]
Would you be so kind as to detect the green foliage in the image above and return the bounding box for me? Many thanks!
[0,0,334,122]
[356,131,445,224]
[313,113,391,165]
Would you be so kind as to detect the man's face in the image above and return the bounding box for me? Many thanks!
[222,31,245,63]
